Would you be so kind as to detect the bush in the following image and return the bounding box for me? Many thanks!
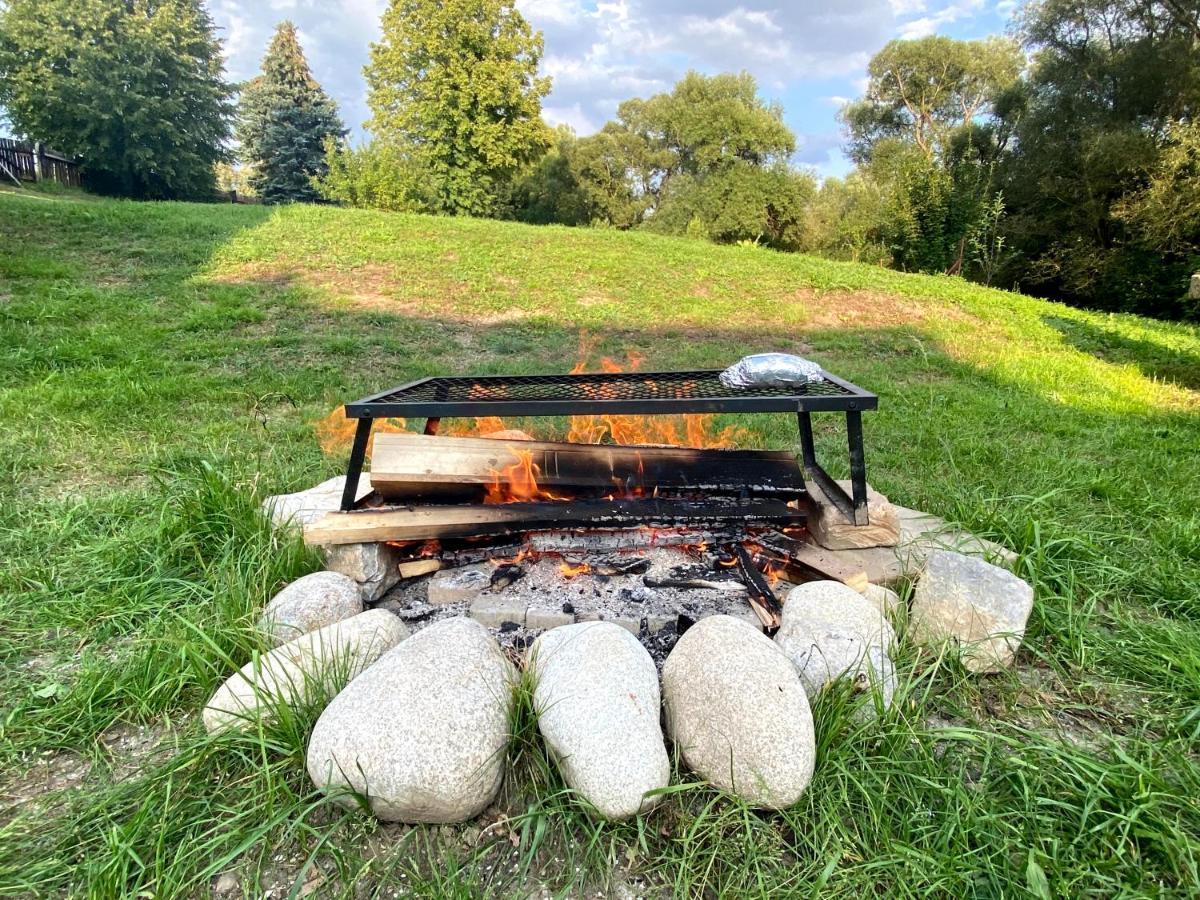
[315,140,431,212]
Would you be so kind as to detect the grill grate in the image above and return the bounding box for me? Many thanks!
[338,367,878,521]
[347,369,875,418]
[371,370,853,406]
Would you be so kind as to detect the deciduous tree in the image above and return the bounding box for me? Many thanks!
[0,0,232,199]
[999,0,1200,315]
[365,0,552,216]
[841,36,1022,163]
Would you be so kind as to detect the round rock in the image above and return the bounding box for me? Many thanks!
[909,549,1034,672]
[258,571,362,646]
[529,622,669,820]
[307,617,516,824]
[775,581,896,705]
[203,609,407,733]
[662,615,815,808]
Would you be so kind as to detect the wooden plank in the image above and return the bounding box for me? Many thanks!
[305,497,805,545]
[368,431,804,500]
[397,558,443,578]
[752,532,870,593]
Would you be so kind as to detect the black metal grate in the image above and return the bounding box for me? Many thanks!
[345,369,876,418]
[372,370,853,405]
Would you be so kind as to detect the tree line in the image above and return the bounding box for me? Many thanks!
[1,0,1196,317]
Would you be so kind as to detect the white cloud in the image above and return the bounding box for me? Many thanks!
[897,0,985,38]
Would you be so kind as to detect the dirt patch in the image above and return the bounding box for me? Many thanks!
[209,261,975,336]
[793,289,971,329]
[0,717,186,825]
[209,262,430,314]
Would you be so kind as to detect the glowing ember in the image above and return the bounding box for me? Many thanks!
[559,561,591,577]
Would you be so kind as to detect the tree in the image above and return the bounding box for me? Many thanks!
[1117,121,1200,256]
[837,37,1019,276]
[0,0,232,199]
[649,163,816,250]
[237,21,344,204]
[510,126,591,226]
[842,36,1022,163]
[998,0,1200,316]
[562,71,801,235]
[316,139,431,212]
[365,0,552,216]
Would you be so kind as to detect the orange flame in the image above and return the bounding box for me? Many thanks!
[315,407,408,457]
[315,332,747,456]
[484,447,569,504]
[559,561,591,577]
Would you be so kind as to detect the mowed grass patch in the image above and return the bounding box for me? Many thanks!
[0,189,1198,896]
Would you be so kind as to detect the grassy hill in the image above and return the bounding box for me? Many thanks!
[1,187,1198,896]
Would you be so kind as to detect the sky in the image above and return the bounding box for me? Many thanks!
[210,0,1016,178]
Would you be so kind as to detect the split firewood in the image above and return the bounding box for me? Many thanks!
[304,497,805,545]
[643,575,747,593]
[397,558,443,579]
[527,528,737,555]
[732,544,782,629]
[368,431,805,501]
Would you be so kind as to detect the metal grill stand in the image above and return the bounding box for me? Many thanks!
[337,370,878,524]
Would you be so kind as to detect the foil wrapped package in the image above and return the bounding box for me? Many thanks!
[719,353,825,389]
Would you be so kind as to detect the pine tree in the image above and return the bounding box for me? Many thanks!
[237,22,345,204]
[0,0,232,199]
[366,0,552,216]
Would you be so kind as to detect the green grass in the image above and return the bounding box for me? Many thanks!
[0,187,1198,897]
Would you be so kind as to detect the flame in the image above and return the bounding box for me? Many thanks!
[315,332,747,456]
[315,407,408,456]
[559,561,591,577]
[484,447,570,504]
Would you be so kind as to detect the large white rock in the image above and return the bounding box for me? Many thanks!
[307,617,516,824]
[258,571,363,646]
[910,550,1034,673]
[529,622,669,820]
[203,609,407,734]
[775,581,896,705]
[662,615,815,809]
[262,475,374,530]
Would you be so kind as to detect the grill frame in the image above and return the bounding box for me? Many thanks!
[336,368,878,526]
[345,369,877,418]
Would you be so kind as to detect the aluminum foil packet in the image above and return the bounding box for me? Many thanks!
[719,353,825,389]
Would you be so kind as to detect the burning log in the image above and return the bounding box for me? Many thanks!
[368,432,805,502]
[526,527,738,555]
[304,497,805,545]
[733,544,783,629]
[750,531,870,593]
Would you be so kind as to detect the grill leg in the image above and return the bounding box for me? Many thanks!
[796,409,870,527]
[423,417,441,435]
[846,410,869,525]
[340,418,373,511]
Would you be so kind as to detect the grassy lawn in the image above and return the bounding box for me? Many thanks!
[1,186,1198,897]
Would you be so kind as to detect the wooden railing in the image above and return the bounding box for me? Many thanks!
[0,138,82,187]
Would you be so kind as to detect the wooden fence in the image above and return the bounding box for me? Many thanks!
[0,138,82,187]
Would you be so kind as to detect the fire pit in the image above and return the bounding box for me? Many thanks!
[337,368,878,523]
[299,367,879,633]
